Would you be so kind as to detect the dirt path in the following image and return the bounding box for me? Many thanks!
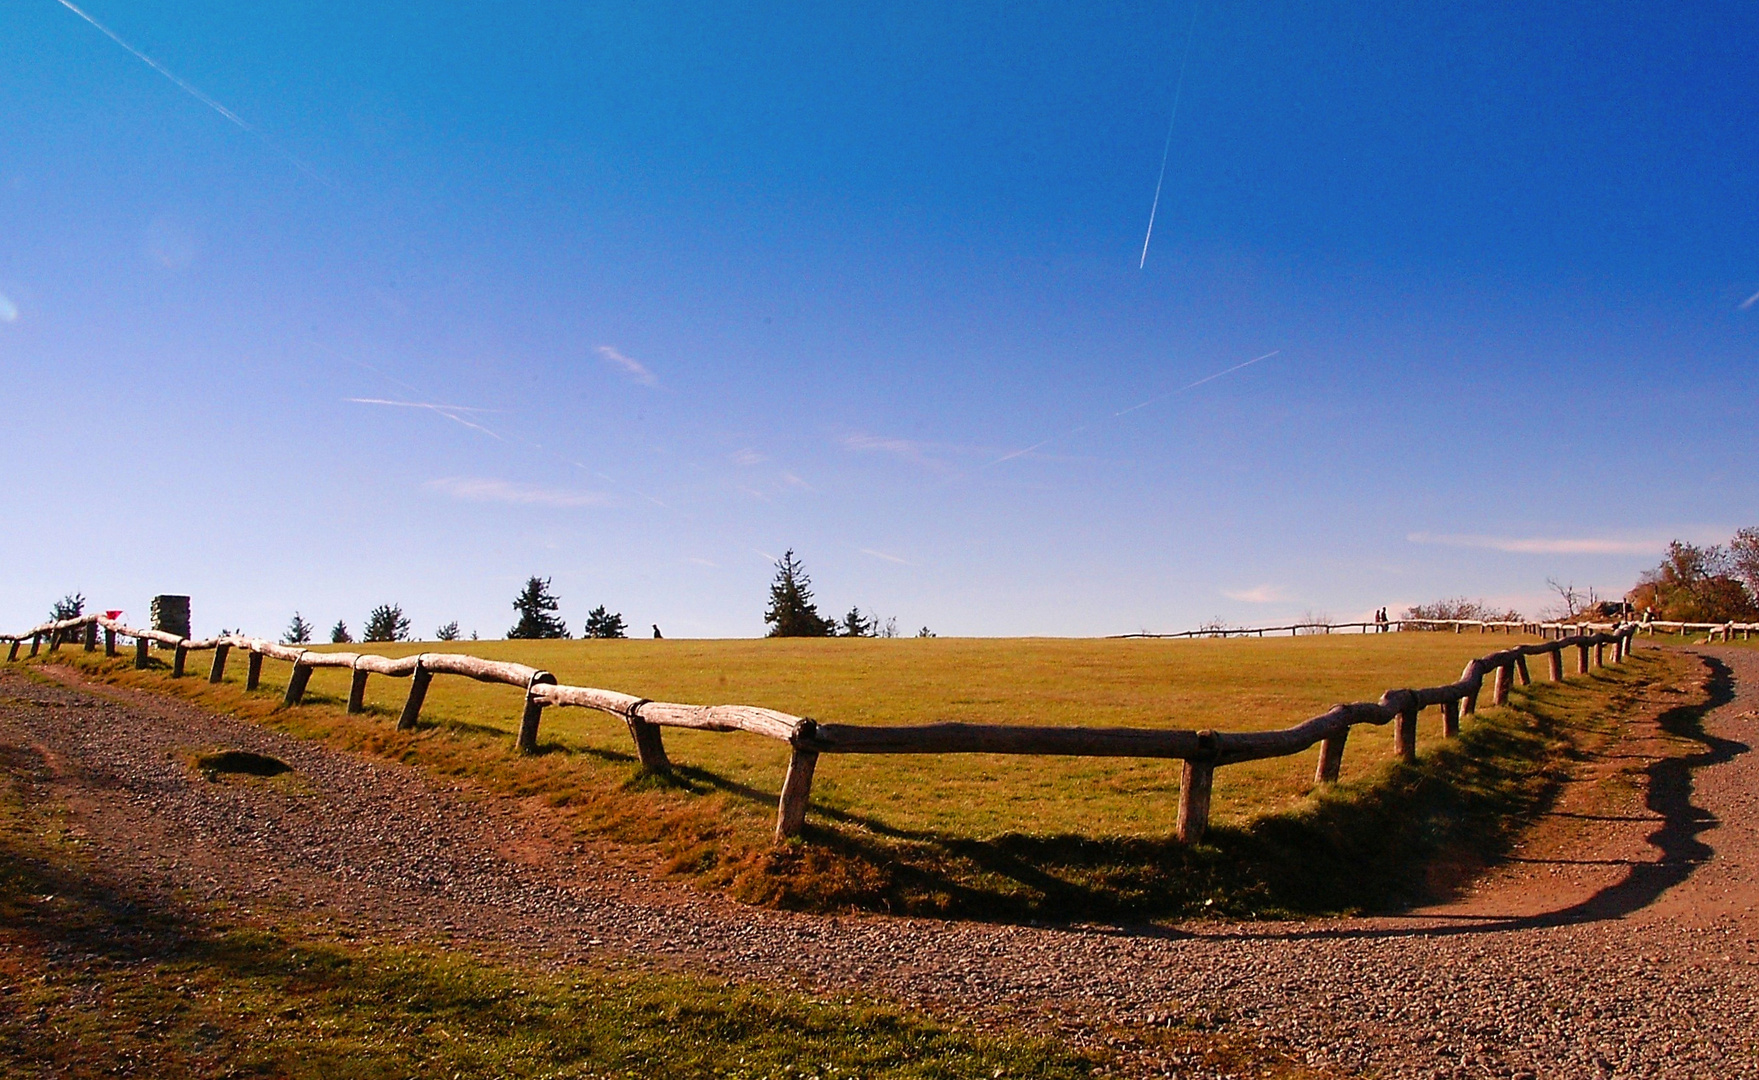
[3,647,1757,1078]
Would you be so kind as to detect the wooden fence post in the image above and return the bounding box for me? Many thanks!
[1314,730,1347,783]
[172,645,188,678]
[775,725,820,840]
[347,669,369,713]
[1547,646,1563,681]
[516,672,558,754]
[397,662,432,730]
[47,629,60,653]
[1393,706,1419,762]
[1493,663,1512,706]
[29,634,41,657]
[283,660,313,706]
[133,637,148,669]
[246,650,263,690]
[1576,643,1590,675]
[6,640,18,662]
[84,622,97,651]
[1441,699,1460,737]
[104,627,116,656]
[625,708,672,771]
[208,643,230,684]
[1177,759,1216,843]
[1593,642,1605,668]
[1514,654,1531,686]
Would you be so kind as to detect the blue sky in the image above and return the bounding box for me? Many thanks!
[3,1,1756,638]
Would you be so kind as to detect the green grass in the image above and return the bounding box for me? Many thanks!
[289,632,1545,833]
[0,754,1094,1080]
[35,632,1681,919]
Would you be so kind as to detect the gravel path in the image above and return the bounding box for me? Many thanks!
[3,647,1757,1079]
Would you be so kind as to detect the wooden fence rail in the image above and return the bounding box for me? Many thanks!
[4,612,1640,844]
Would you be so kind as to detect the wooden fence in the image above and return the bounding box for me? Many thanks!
[4,612,1639,844]
[1117,617,1759,641]
[1119,618,1615,638]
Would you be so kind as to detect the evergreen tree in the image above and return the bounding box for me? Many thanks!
[330,619,353,644]
[583,605,627,639]
[508,576,570,639]
[837,606,873,637]
[50,593,85,622]
[435,621,461,641]
[363,603,410,642]
[282,612,314,645]
[764,550,832,637]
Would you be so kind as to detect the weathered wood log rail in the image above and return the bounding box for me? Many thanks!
[1116,618,1631,639]
[4,612,1639,844]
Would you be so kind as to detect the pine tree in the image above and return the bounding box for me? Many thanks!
[764,550,832,637]
[837,606,872,637]
[583,605,627,639]
[282,612,314,645]
[330,620,353,644]
[435,621,461,641]
[508,576,569,639]
[50,593,85,622]
[363,603,410,642]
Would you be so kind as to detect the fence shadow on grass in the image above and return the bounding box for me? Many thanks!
[739,669,1662,923]
[1179,650,1745,943]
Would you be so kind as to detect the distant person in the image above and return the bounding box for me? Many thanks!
[652,624,663,639]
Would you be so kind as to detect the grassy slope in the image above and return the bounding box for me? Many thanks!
[34,634,1686,919]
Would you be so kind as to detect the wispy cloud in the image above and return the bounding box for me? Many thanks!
[1223,584,1288,603]
[686,557,718,567]
[859,548,912,565]
[425,477,608,508]
[596,345,657,386]
[731,448,766,466]
[347,397,509,442]
[0,293,17,323]
[1741,289,1759,311]
[1406,532,1667,556]
[842,433,949,472]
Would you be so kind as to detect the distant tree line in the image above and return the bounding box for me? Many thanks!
[1401,598,1526,625]
[272,576,629,645]
[763,549,914,638]
[1627,531,1759,622]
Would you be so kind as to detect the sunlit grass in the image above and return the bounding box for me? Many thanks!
[287,632,1545,834]
[40,629,1662,918]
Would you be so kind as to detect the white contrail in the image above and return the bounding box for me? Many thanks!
[1112,350,1279,417]
[988,348,1280,467]
[1740,289,1759,310]
[54,0,333,186]
[1139,3,1201,270]
[345,397,508,442]
[345,398,503,414]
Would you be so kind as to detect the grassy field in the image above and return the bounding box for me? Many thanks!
[39,630,1683,919]
[293,632,1540,834]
